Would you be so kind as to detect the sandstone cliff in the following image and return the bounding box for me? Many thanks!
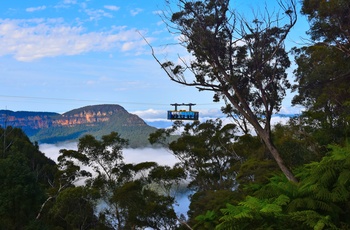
[0,104,156,147]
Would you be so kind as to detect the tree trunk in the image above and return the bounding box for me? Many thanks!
[259,131,298,183]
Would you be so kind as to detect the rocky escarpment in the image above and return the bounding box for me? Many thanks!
[54,104,147,127]
[0,104,156,147]
[0,111,59,136]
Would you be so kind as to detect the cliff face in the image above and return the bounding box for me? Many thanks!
[0,104,156,147]
[0,111,58,130]
[53,104,147,127]
[0,105,147,129]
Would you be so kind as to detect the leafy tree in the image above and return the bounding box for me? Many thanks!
[232,134,277,188]
[292,45,350,146]
[62,132,129,229]
[0,152,44,230]
[151,119,240,192]
[48,186,99,230]
[154,0,298,181]
[301,0,350,54]
[0,127,56,230]
[35,148,92,222]
[61,132,183,229]
[112,179,179,230]
[148,164,187,197]
[292,0,350,146]
[150,119,265,228]
[272,122,321,167]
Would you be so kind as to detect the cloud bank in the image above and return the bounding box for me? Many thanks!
[0,18,145,61]
[40,143,179,167]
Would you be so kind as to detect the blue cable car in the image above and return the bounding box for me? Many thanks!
[167,103,199,121]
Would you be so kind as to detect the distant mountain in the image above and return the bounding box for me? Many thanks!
[0,104,157,148]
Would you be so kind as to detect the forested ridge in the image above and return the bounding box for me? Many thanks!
[1,0,350,229]
[0,104,156,148]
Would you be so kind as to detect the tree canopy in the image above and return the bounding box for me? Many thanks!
[152,0,299,182]
[1,0,350,229]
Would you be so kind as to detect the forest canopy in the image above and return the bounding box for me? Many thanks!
[1,0,350,229]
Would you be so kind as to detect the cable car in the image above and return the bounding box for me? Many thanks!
[167,103,199,121]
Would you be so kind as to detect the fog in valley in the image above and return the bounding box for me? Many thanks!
[39,143,190,215]
[37,116,293,217]
[40,143,179,166]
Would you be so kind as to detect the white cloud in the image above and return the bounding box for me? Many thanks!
[104,5,120,11]
[198,108,225,118]
[26,6,47,12]
[0,18,144,61]
[133,109,166,120]
[39,143,178,166]
[279,104,304,114]
[63,0,77,4]
[123,148,179,166]
[84,9,113,21]
[152,10,163,15]
[130,8,143,16]
[121,42,135,51]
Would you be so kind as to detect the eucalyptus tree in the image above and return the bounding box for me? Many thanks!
[301,0,350,54]
[292,0,350,145]
[150,119,241,192]
[59,132,182,229]
[0,127,57,229]
[150,119,248,228]
[153,0,298,182]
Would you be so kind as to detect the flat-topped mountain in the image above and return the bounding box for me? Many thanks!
[0,104,157,148]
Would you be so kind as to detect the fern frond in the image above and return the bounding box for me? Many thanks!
[337,169,350,185]
[274,194,290,206]
[239,196,264,210]
[290,210,338,230]
[331,184,349,202]
[260,203,282,214]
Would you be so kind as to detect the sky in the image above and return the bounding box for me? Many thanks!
[0,0,308,123]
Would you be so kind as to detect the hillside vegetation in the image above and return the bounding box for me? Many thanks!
[1,0,350,229]
[0,104,157,148]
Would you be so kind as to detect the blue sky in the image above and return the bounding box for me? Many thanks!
[0,0,308,122]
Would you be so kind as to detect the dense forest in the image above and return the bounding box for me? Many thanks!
[1,0,350,229]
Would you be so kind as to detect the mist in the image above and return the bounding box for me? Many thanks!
[39,143,189,215]
[39,143,179,166]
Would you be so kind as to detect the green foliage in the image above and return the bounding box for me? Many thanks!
[301,0,350,53]
[189,190,239,229]
[164,0,299,182]
[293,0,350,146]
[148,164,186,196]
[216,194,290,230]
[292,45,350,146]
[48,186,98,230]
[57,132,182,229]
[0,127,56,230]
[289,211,337,230]
[195,210,218,229]
[296,144,350,207]
[215,144,350,229]
[0,152,45,230]
[164,119,240,192]
[113,180,178,229]
[272,123,321,167]
[0,104,158,148]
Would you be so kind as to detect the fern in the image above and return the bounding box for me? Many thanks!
[260,204,282,213]
[290,211,338,230]
[215,144,350,229]
[274,194,290,206]
[217,194,289,229]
